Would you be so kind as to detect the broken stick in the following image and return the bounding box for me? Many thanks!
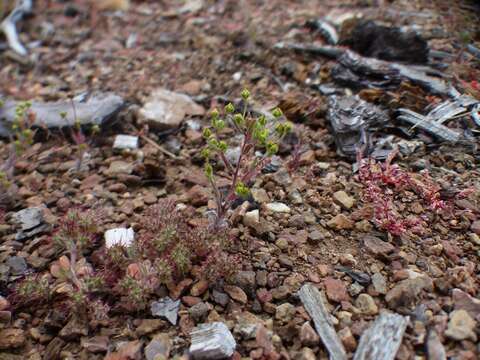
[353,312,409,360]
[299,284,347,360]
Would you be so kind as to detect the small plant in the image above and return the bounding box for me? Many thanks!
[104,200,238,311]
[9,275,51,308]
[202,89,293,228]
[356,149,472,236]
[60,108,100,173]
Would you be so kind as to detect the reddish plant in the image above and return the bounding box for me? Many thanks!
[356,150,448,236]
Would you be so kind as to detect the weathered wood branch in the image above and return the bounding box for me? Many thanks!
[353,312,409,360]
[299,284,347,360]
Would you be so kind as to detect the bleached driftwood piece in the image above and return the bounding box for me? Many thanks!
[299,284,347,360]
[353,312,409,360]
[0,0,33,56]
[0,92,124,137]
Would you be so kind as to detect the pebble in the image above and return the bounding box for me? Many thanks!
[338,327,357,352]
[333,191,355,209]
[151,297,181,325]
[113,135,139,150]
[363,235,395,257]
[327,214,354,230]
[445,310,477,341]
[136,319,166,336]
[224,285,248,304]
[385,275,433,309]
[324,278,349,303]
[189,322,236,360]
[145,334,172,360]
[190,280,209,297]
[275,303,295,323]
[371,273,388,294]
[189,302,210,323]
[355,294,378,315]
[299,322,320,346]
[6,256,28,276]
[211,290,229,307]
[243,210,260,228]
[264,202,291,213]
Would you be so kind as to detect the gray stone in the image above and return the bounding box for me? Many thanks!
[264,202,291,213]
[189,322,236,359]
[13,207,43,230]
[151,297,181,325]
[371,273,388,294]
[6,257,27,276]
[145,334,172,360]
[445,310,477,341]
[189,302,209,323]
[211,290,229,307]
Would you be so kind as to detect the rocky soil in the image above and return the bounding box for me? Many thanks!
[1,0,480,359]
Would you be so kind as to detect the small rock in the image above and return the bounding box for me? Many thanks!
[136,319,166,336]
[106,340,143,360]
[308,230,324,243]
[234,271,256,296]
[299,322,319,346]
[81,336,109,353]
[338,327,357,352]
[364,235,395,257]
[224,285,248,304]
[275,237,289,250]
[452,288,480,319]
[145,334,172,360]
[445,310,477,341]
[327,214,354,230]
[13,207,43,230]
[333,191,355,209]
[371,273,388,294]
[151,297,181,325]
[106,160,133,175]
[189,302,210,323]
[385,275,433,309]
[355,294,378,315]
[324,277,349,303]
[59,315,89,340]
[470,221,480,235]
[251,189,270,203]
[275,303,295,323]
[243,210,260,228]
[189,322,236,359]
[264,202,291,213]
[211,290,229,307]
[113,135,139,150]
[348,282,364,297]
[104,227,134,248]
[139,88,205,130]
[191,280,209,297]
[6,257,27,276]
[0,329,25,349]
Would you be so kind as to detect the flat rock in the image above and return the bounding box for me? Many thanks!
[145,334,172,360]
[445,310,477,341]
[151,297,181,325]
[327,214,354,230]
[385,275,433,309]
[189,322,236,360]
[452,288,480,319]
[12,207,44,230]
[363,235,395,257]
[264,202,291,213]
[224,285,248,304]
[139,88,205,130]
[333,191,355,209]
[324,277,349,303]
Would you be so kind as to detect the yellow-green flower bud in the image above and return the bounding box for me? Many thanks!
[258,115,267,127]
[218,141,228,152]
[235,181,250,198]
[272,107,283,118]
[210,108,220,119]
[225,102,235,114]
[205,162,213,180]
[233,113,244,127]
[74,119,81,130]
[241,89,250,100]
[266,142,279,155]
[275,123,284,136]
[284,122,293,134]
[203,127,212,139]
[201,148,210,159]
[255,128,268,145]
[92,125,100,134]
[214,119,225,130]
[60,111,67,119]
[208,138,219,149]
